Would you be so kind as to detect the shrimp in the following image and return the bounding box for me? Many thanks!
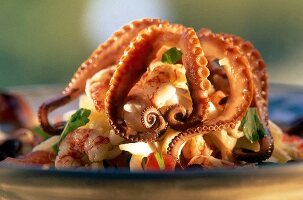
[55,128,121,168]
[182,135,213,162]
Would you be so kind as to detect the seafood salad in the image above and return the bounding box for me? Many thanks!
[1,18,303,171]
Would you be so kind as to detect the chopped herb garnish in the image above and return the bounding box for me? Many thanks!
[33,126,50,140]
[154,152,165,170]
[52,108,91,153]
[161,47,182,64]
[240,108,268,143]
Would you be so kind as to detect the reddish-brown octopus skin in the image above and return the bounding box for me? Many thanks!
[167,31,257,162]
[218,32,269,125]
[164,28,211,130]
[38,18,166,134]
[105,23,210,142]
[199,30,273,163]
[178,29,272,164]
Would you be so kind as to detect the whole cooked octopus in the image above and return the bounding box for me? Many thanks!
[36,18,276,169]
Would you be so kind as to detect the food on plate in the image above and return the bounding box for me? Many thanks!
[2,18,303,170]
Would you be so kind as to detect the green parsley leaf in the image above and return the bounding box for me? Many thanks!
[240,108,268,143]
[52,108,91,153]
[161,47,182,64]
[154,152,165,170]
[33,126,50,140]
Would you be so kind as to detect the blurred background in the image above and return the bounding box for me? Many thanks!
[1,0,303,88]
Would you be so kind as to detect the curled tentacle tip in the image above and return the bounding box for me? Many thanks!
[164,104,188,128]
[233,136,274,163]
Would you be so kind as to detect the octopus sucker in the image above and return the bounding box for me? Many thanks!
[37,19,277,169]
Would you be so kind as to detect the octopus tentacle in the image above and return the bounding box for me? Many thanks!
[217,32,273,162]
[39,18,166,134]
[168,128,205,160]
[138,106,168,140]
[106,24,209,142]
[179,28,210,122]
[200,29,269,123]
[165,28,210,129]
[233,135,273,163]
[221,33,269,125]
[168,32,254,159]
[164,104,188,127]
[64,18,167,96]
[241,42,269,125]
[141,106,165,130]
[209,90,227,111]
[86,66,116,111]
[38,93,73,134]
[199,32,254,125]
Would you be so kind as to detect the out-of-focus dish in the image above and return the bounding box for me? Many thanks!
[0,84,302,200]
